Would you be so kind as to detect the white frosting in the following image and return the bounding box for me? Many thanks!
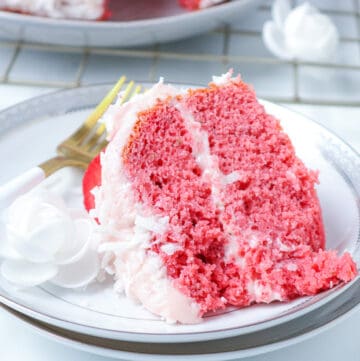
[174,101,223,208]
[212,71,234,86]
[286,263,298,271]
[160,243,181,256]
[222,171,241,185]
[113,248,200,324]
[0,189,99,288]
[95,81,201,324]
[175,98,248,276]
[0,0,105,19]
[247,280,282,303]
[262,0,338,61]
[224,236,245,267]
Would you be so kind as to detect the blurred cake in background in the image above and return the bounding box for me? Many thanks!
[0,0,110,20]
[0,0,226,20]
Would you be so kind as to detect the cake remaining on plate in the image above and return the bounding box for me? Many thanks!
[83,72,357,324]
[0,0,109,20]
[0,0,224,19]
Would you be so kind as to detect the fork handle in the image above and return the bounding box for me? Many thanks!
[0,167,45,210]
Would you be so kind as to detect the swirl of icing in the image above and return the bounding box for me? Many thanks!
[263,0,338,61]
[0,190,99,288]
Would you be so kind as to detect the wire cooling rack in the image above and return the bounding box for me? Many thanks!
[0,1,359,107]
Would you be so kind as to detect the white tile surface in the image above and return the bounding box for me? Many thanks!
[82,54,153,84]
[159,33,225,55]
[228,34,274,58]
[296,0,355,11]
[0,44,16,80]
[9,48,83,85]
[298,66,360,102]
[326,41,360,66]
[154,58,225,84]
[229,62,294,99]
[328,14,358,39]
[230,9,270,32]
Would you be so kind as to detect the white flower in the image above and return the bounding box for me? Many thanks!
[0,190,100,289]
[262,0,339,62]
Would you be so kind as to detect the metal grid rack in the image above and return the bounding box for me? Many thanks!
[0,1,359,107]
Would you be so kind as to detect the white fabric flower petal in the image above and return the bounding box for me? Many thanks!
[0,238,22,260]
[263,21,293,60]
[51,245,100,288]
[284,3,338,61]
[7,219,71,263]
[42,168,84,207]
[0,222,21,260]
[1,188,99,289]
[1,259,58,288]
[272,0,291,29]
[55,216,93,265]
[262,1,338,62]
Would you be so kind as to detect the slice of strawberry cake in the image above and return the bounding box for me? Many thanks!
[0,0,109,20]
[83,72,357,324]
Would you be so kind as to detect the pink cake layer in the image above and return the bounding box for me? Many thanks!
[121,77,357,316]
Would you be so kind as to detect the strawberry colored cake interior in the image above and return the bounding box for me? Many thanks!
[83,72,357,324]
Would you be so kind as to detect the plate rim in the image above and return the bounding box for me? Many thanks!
[0,0,250,28]
[2,280,360,360]
[0,82,359,343]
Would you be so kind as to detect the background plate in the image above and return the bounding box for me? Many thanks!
[0,0,259,47]
[0,83,359,343]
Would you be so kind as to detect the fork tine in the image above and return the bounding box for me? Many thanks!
[69,75,126,144]
[132,85,143,98]
[92,139,108,156]
[120,81,135,105]
[82,123,107,152]
[86,85,143,155]
[85,75,127,127]
[84,84,143,156]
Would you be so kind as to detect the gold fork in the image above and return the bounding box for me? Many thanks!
[0,77,142,209]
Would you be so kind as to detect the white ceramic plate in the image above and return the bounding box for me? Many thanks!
[2,280,360,360]
[0,0,259,47]
[0,83,359,344]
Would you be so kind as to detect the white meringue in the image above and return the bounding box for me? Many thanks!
[0,189,100,289]
[263,0,339,62]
